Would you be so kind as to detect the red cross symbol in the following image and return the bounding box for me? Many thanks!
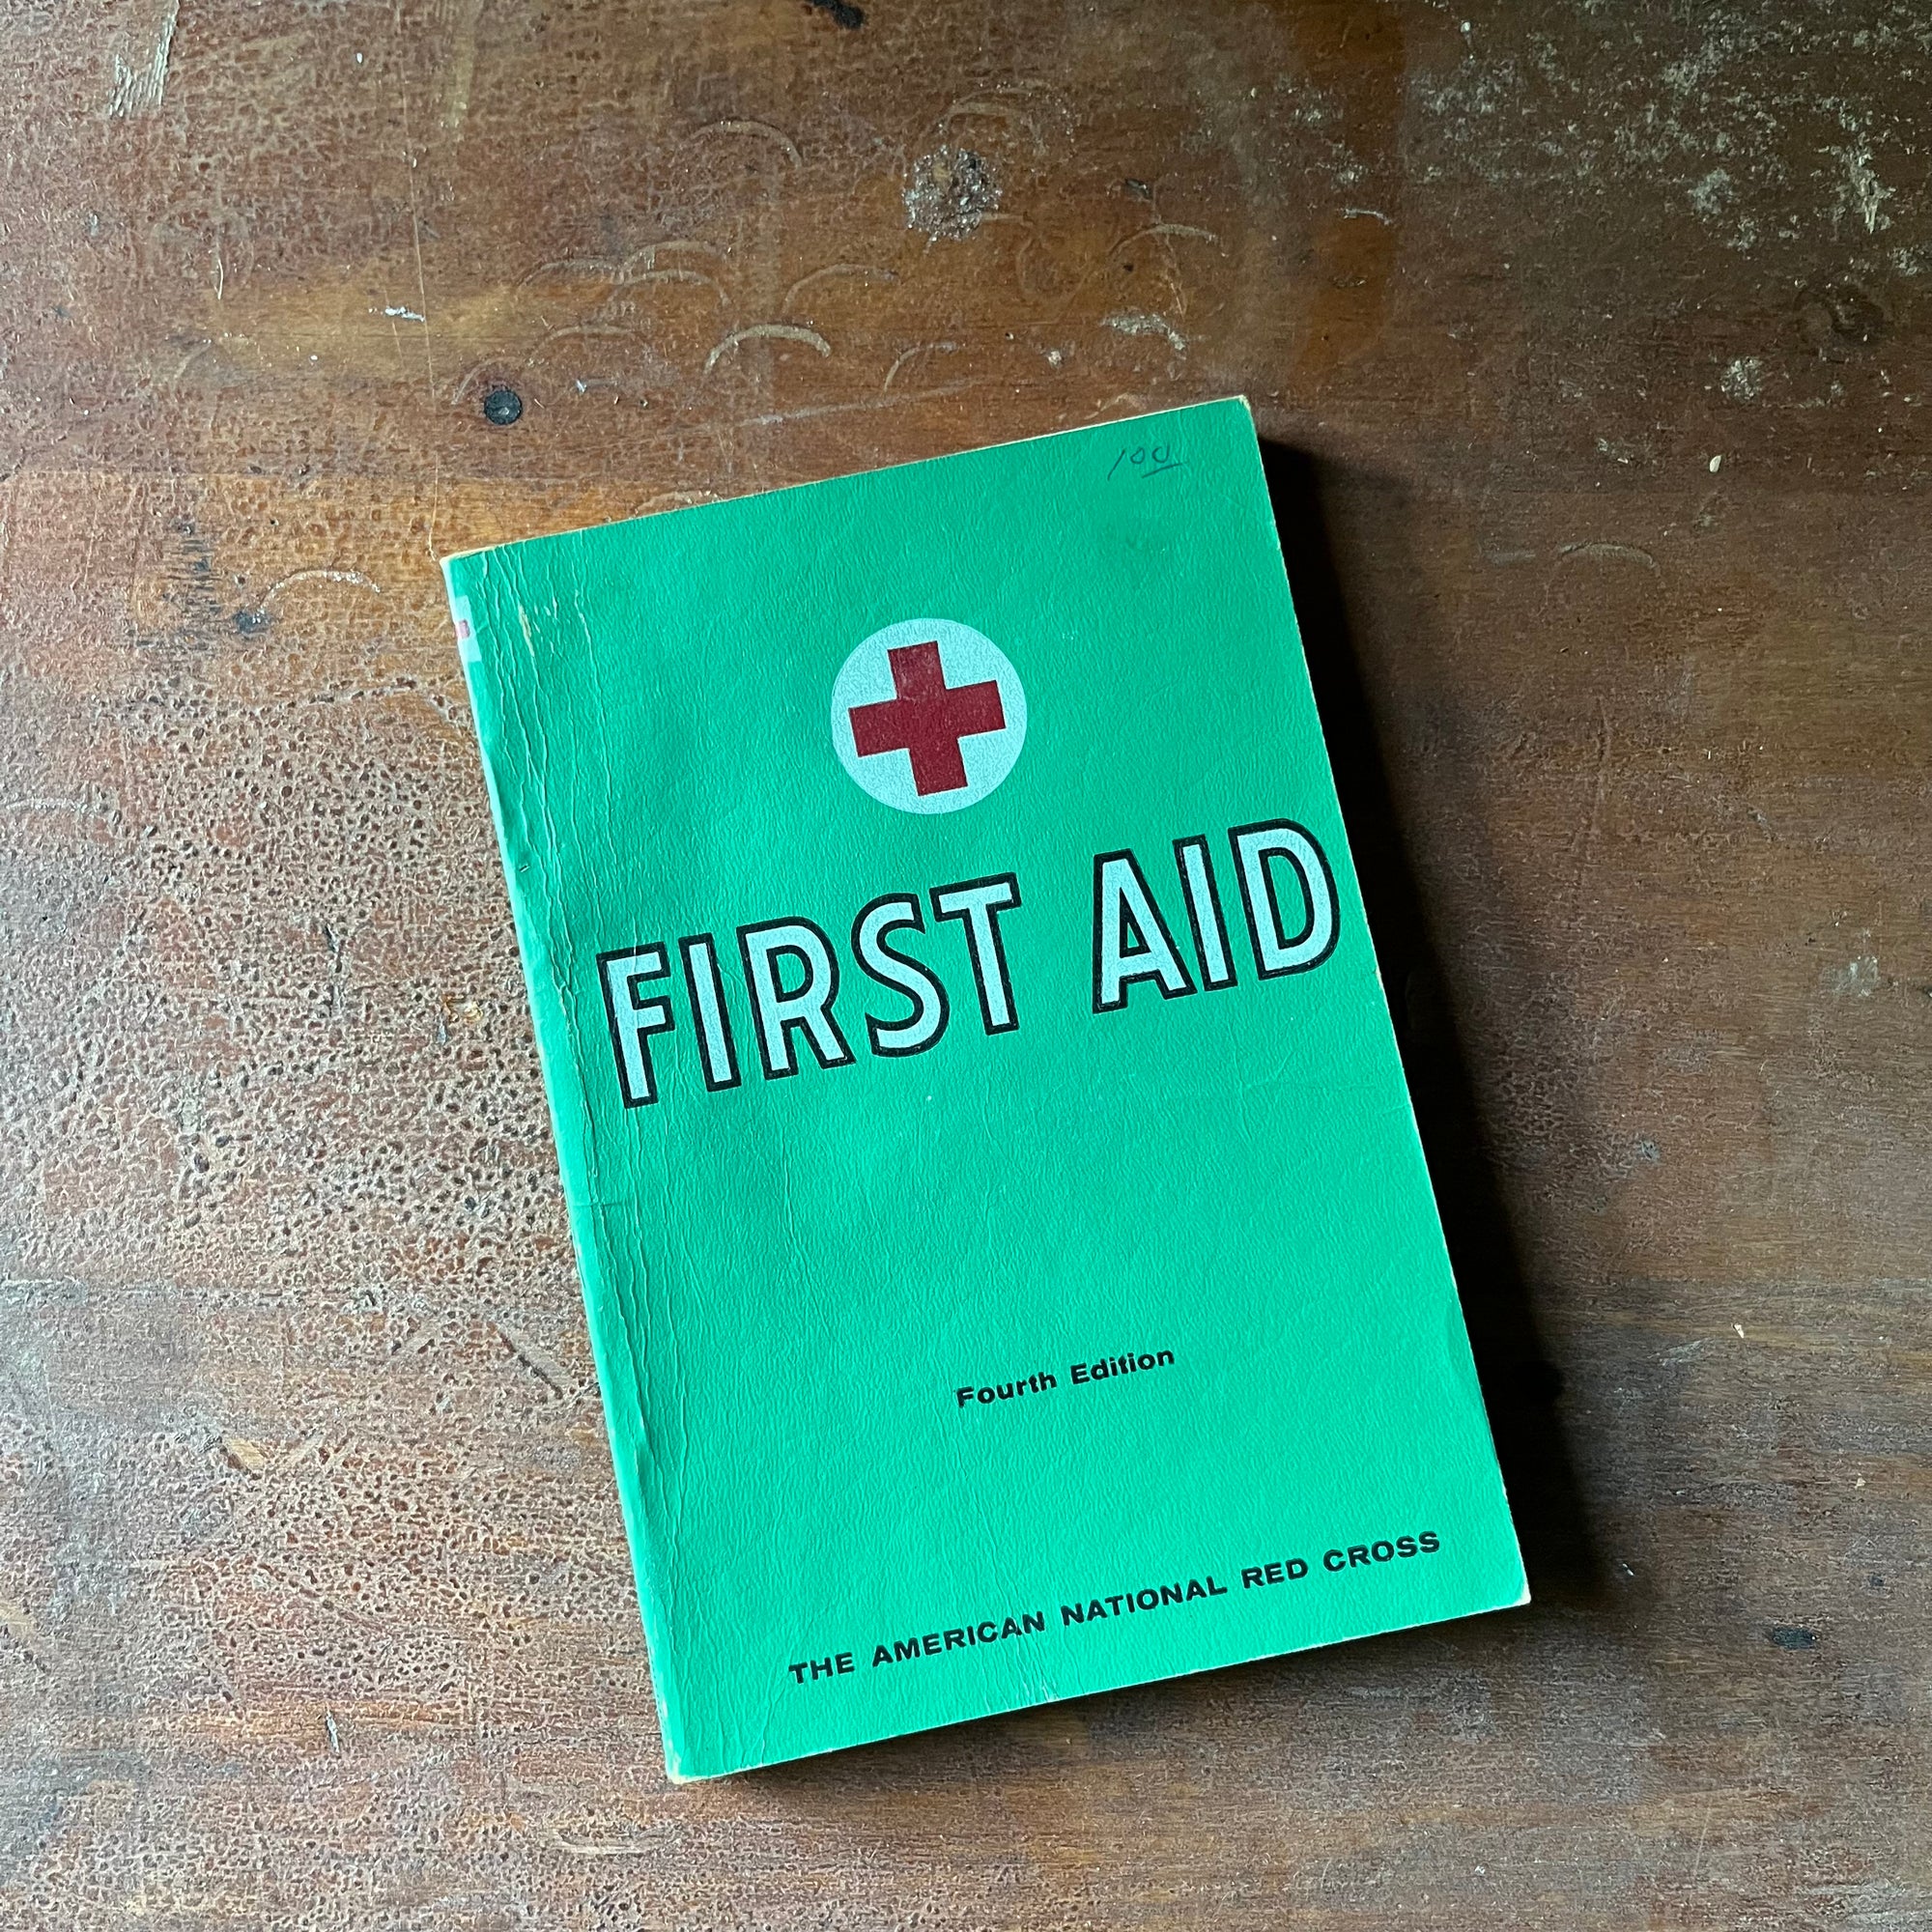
[847,640,1007,796]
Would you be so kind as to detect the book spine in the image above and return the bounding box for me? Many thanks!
[439,557,693,1774]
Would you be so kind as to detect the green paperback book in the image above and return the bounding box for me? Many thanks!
[441,397,1526,1780]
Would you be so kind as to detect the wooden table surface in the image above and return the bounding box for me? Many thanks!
[2,1,1926,1925]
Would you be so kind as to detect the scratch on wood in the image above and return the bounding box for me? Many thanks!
[783,263,899,310]
[618,240,728,278]
[256,568,384,607]
[400,91,437,400]
[107,0,178,118]
[450,361,497,406]
[1556,540,1661,573]
[494,1314,576,1399]
[703,323,833,375]
[0,1598,53,1669]
[1688,1795,1715,1884]
[0,797,103,817]
[1102,311,1187,354]
[937,98,1047,152]
[515,255,627,290]
[690,119,803,167]
[882,341,959,390]
[934,83,1069,154]
[1571,694,1611,891]
[740,379,982,427]
[525,323,647,363]
[440,0,485,133]
[552,1829,665,1858]
[250,1554,379,1631]
[1107,223,1221,258]
[613,267,728,306]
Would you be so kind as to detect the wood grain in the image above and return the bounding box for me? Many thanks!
[1,1,1926,1925]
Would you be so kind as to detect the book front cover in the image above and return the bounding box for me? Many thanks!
[444,398,1526,1780]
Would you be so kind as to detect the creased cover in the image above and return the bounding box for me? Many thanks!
[442,398,1525,1779]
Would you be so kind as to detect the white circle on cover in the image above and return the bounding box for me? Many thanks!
[831,619,1028,814]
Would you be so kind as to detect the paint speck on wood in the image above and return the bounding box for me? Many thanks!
[903,148,1000,241]
[221,1434,270,1474]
